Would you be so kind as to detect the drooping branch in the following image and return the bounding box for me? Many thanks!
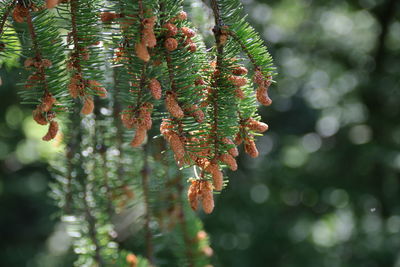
[26,9,48,94]
[70,0,82,73]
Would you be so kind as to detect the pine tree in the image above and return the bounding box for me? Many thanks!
[0,0,275,265]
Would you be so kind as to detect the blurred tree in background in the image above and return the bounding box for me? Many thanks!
[1,0,399,266]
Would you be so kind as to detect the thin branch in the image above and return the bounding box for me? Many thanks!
[26,8,49,94]
[228,30,259,70]
[70,0,83,74]
[210,0,225,159]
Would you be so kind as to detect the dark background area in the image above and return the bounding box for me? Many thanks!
[1,0,400,266]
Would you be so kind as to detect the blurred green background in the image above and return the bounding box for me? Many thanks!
[1,0,400,266]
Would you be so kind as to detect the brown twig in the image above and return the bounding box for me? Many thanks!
[210,0,225,159]
[70,0,83,73]
[26,8,49,95]
[228,30,259,70]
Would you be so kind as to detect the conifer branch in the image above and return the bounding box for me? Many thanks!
[0,0,16,37]
[4,0,275,264]
[228,30,258,69]
[70,0,82,72]
[210,0,226,163]
[26,10,49,94]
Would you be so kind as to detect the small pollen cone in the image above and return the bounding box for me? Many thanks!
[168,132,185,161]
[229,75,247,87]
[223,137,239,157]
[188,42,197,52]
[135,42,150,62]
[81,96,94,115]
[42,59,52,68]
[149,78,162,100]
[197,230,208,241]
[130,127,147,147]
[245,139,259,158]
[89,80,108,98]
[33,108,48,125]
[246,118,269,132]
[139,103,153,130]
[46,0,60,8]
[234,132,243,145]
[186,104,204,123]
[160,118,173,136]
[142,16,157,48]
[13,5,28,23]
[232,66,248,75]
[234,88,245,99]
[163,22,178,37]
[219,153,237,171]
[165,92,184,118]
[100,12,118,23]
[24,58,34,68]
[181,27,196,38]
[201,181,214,214]
[256,86,272,106]
[40,93,56,112]
[42,121,59,141]
[188,181,200,211]
[175,11,187,21]
[253,70,264,86]
[219,34,228,45]
[121,111,136,129]
[142,28,157,48]
[68,75,82,98]
[206,164,223,191]
[164,38,178,52]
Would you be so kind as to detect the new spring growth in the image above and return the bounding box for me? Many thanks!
[135,16,157,61]
[68,75,106,114]
[254,69,272,106]
[149,78,162,100]
[188,180,214,214]
[229,66,248,99]
[160,119,186,162]
[46,0,71,9]
[129,103,154,147]
[205,163,223,191]
[12,4,28,23]
[235,118,268,157]
[180,27,197,52]
[24,56,59,141]
[165,91,184,119]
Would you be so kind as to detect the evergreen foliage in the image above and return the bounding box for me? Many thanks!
[0,0,275,265]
